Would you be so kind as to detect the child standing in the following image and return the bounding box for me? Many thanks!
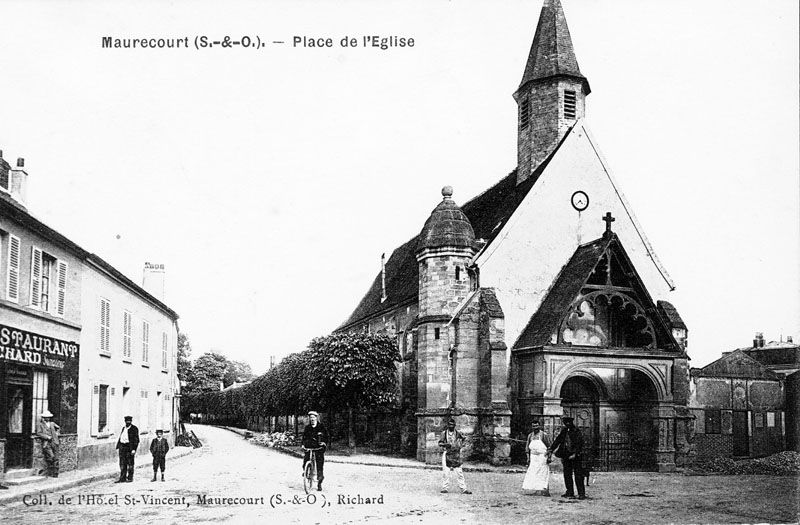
[150,429,170,482]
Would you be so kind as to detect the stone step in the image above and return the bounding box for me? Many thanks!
[4,475,46,486]
[4,469,37,480]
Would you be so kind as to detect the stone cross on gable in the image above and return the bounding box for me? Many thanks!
[603,212,615,234]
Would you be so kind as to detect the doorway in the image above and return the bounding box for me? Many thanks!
[732,411,749,456]
[6,384,33,470]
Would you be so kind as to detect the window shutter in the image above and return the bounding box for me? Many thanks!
[91,383,100,437]
[123,312,132,359]
[6,234,20,302]
[56,261,67,316]
[142,321,149,363]
[30,246,42,307]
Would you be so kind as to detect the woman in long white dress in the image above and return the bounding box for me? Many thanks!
[522,422,551,496]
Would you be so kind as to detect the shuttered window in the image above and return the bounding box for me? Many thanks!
[30,246,42,307]
[122,311,132,361]
[56,261,67,316]
[142,320,150,364]
[6,234,20,302]
[100,299,111,354]
[161,332,168,370]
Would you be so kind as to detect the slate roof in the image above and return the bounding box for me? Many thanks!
[518,0,590,94]
[694,349,780,380]
[514,235,611,349]
[418,187,475,251]
[0,191,179,321]
[513,233,682,352]
[657,300,687,330]
[338,140,559,330]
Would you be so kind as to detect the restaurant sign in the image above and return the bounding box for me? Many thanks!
[0,324,79,369]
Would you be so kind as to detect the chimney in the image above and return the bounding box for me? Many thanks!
[788,336,794,344]
[380,253,387,303]
[753,332,764,348]
[142,262,166,301]
[1,153,29,208]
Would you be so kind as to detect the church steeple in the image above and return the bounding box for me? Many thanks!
[514,0,590,185]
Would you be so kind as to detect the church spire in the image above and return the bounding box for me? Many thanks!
[514,0,590,185]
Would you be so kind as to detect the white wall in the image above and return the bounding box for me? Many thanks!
[478,122,676,352]
[76,262,178,453]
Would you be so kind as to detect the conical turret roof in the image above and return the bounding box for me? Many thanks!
[417,186,475,252]
[518,0,590,94]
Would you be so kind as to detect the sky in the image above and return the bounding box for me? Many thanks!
[0,0,797,372]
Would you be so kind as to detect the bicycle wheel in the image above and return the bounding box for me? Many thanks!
[303,460,315,494]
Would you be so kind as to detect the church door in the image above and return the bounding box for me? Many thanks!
[560,377,599,465]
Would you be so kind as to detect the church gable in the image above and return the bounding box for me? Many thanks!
[514,231,681,352]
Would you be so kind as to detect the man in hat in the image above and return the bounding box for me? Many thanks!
[150,429,169,482]
[548,416,586,499]
[35,410,60,477]
[302,411,328,491]
[438,418,472,494]
[115,416,140,483]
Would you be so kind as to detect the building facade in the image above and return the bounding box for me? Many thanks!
[0,152,179,476]
[689,346,787,459]
[337,0,692,471]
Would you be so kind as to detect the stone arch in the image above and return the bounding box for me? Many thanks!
[550,361,668,402]
[559,368,610,401]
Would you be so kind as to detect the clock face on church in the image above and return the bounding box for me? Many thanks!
[571,190,589,212]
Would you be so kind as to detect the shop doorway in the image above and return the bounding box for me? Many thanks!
[6,384,33,470]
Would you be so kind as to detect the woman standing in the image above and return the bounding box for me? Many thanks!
[522,421,551,496]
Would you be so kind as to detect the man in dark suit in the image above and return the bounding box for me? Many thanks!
[302,411,328,491]
[115,416,140,482]
[548,416,586,500]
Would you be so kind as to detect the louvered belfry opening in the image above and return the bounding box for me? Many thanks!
[564,90,577,119]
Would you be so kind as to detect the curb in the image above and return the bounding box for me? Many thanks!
[214,425,526,474]
[0,446,195,506]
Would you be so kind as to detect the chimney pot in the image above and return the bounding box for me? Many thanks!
[16,158,24,168]
[788,336,794,343]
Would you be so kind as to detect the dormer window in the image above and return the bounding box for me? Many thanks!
[563,90,577,119]
[520,98,530,129]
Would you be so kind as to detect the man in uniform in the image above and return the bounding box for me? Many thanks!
[302,411,328,491]
[35,410,60,477]
[115,416,140,483]
[548,415,586,500]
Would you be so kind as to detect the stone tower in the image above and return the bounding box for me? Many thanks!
[415,186,476,463]
[514,0,590,184]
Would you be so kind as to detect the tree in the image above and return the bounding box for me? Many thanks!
[185,352,229,395]
[224,359,255,387]
[305,332,401,449]
[177,332,192,383]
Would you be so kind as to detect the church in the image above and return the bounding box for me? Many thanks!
[338,0,691,472]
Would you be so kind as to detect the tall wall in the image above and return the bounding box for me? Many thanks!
[77,262,179,468]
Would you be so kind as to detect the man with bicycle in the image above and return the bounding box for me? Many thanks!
[302,410,328,491]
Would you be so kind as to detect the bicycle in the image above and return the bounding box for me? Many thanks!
[302,446,324,494]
